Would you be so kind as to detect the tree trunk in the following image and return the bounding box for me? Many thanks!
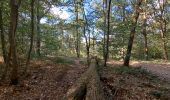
[9,0,21,85]
[0,3,7,64]
[121,3,126,60]
[160,23,168,60]
[25,0,35,73]
[124,0,143,66]
[75,0,80,58]
[160,0,168,60]
[141,12,148,60]
[102,0,106,60]
[0,2,8,80]
[82,6,90,66]
[104,0,112,67]
[36,0,41,57]
[66,58,105,100]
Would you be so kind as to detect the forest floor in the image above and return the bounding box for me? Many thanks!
[108,60,170,81]
[0,57,87,100]
[0,57,169,100]
[103,60,170,99]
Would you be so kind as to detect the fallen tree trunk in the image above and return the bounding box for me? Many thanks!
[66,58,105,100]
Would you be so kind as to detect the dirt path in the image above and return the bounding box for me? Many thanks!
[108,60,170,82]
[132,62,170,82]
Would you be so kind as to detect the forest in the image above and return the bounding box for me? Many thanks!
[0,0,170,99]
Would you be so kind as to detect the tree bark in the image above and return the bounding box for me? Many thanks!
[0,2,9,80]
[104,0,112,67]
[25,0,35,73]
[121,3,126,60]
[102,0,106,60]
[160,23,168,60]
[8,0,21,85]
[35,0,51,57]
[82,6,90,66]
[141,11,148,60]
[124,0,143,66]
[66,58,105,100]
[36,0,41,57]
[0,3,7,64]
[74,0,80,58]
[159,0,168,60]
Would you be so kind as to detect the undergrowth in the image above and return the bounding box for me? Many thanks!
[54,57,75,65]
[110,66,157,79]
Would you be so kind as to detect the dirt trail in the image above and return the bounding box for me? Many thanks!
[108,60,170,82]
[132,62,170,82]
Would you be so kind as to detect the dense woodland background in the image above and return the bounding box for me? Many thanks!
[0,0,170,99]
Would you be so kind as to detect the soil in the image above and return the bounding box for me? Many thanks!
[103,60,170,100]
[108,60,170,82]
[0,58,87,100]
[0,58,170,100]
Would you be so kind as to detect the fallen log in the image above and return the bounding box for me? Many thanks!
[66,58,105,100]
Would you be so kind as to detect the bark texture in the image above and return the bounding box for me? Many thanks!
[25,0,35,73]
[8,0,21,85]
[104,0,112,67]
[124,0,143,66]
[0,3,7,64]
[66,59,105,100]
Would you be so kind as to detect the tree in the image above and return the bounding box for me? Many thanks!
[74,0,81,58]
[124,0,143,66]
[141,0,148,60]
[25,0,35,73]
[0,2,7,64]
[82,4,91,66]
[104,0,112,67]
[159,0,168,60]
[8,0,21,84]
[36,0,52,57]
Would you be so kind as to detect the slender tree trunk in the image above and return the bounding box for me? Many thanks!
[25,0,35,73]
[82,8,90,66]
[0,3,7,64]
[124,0,143,66]
[142,12,148,60]
[104,0,111,67]
[103,0,106,60]
[36,0,41,57]
[83,26,90,66]
[0,2,9,80]
[121,3,126,60]
[160,23,168,60]
[75,0,80,58]
[9,0,21,85]
[160,0,168,60]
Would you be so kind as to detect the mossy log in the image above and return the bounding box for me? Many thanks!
[66,59,105,100]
